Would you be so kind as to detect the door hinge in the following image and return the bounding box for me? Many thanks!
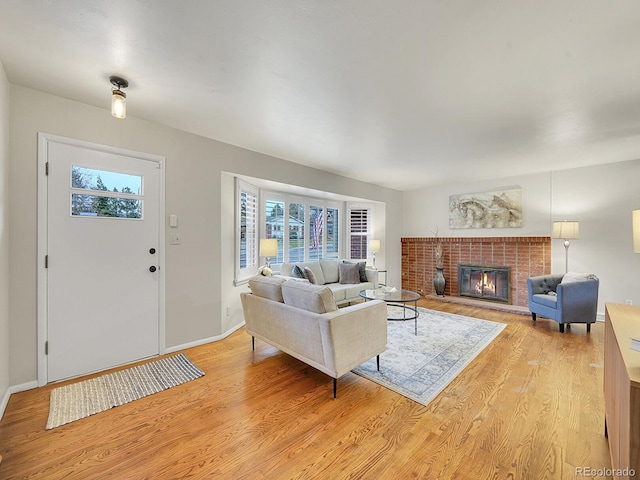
[45,255,48,268]
[45,341,48,355]
[45,162,49,175]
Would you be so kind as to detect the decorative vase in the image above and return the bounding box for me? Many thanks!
[434,267,446,297]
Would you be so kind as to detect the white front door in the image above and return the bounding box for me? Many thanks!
[43,136,163,382]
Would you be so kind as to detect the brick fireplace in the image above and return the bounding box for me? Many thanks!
[401,236,551,307]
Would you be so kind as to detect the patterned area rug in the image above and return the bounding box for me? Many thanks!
[46,353,204,429]
[352,307,505,406]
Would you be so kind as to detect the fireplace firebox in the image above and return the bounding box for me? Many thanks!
[458,264,511,303]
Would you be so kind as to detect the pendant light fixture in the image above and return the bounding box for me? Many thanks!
[110,75,129,119]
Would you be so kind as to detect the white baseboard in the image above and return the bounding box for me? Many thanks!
[10,380,39,394]
[0,380,38,422]
[165,321,246,354]
[0,387,10,421]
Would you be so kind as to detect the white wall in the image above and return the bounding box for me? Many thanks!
[403,161,640,315]
[8,85,404,386]
[550,160,640,310]
[403,172,552,238]
[0,61,10,414]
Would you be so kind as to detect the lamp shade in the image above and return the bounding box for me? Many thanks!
[259,238,278,258]
[552,221,579,240]
[369,239,381,253]
[633,210,640,253]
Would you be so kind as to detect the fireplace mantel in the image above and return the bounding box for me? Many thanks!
[401,236,551,307]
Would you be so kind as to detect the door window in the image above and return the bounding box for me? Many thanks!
[70,165,143,219]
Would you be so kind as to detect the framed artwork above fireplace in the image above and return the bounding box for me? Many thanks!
[449,187,523,229]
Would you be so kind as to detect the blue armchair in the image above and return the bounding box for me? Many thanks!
[527,273,599,333]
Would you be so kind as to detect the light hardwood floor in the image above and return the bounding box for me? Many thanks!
[0,299,611,479]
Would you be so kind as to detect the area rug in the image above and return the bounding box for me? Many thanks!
[46,353,204,429]
[352,307,505,406]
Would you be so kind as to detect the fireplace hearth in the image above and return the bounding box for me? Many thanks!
[458,264,511,304]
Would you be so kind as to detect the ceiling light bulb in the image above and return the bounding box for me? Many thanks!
[111,89,126,119]
[109,75,129,119]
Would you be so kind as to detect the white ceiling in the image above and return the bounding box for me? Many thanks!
[2,1,640,191]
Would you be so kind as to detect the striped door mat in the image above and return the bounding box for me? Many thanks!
[46,353,204,429]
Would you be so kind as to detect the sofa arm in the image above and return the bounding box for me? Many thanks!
[318,300,387,377]
[556,279,599,324]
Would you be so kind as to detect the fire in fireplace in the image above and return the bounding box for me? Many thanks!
[458,264,511,303]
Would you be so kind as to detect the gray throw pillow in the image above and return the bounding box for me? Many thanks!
[339,262,361,284]
[292,265,307,279]
[343,260,367,282]
[304,266,318,284]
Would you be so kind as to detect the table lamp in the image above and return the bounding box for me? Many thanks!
[260,238,278,268]
[369,239,381,269]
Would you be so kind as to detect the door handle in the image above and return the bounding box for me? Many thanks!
[149,266,157,273]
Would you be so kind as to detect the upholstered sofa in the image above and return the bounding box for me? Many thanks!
[240,275,387,397]
[279,259,378,306]
[527,272,599,333]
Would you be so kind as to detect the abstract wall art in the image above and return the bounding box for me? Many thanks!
[449,188,523,229]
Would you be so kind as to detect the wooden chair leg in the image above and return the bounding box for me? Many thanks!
[559,323,565,333]
[531,313,536,321]
[587,323,591,333]
[333,378,337,399]
[252,336,255,351]
[377,355,380,371]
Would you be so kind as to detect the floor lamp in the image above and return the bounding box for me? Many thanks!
[552,221,579,273]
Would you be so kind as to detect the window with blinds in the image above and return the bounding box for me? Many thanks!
[349,206,371,260]
[236,182,378,282]
[237,179,259,282]
[262,193,341,263]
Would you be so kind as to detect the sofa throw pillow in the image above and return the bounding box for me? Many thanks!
[303,266,318,284]
[339,262,361,284]
[319,259,340,284]
[561,272,598,284]
[344,260,367,282]
[291,265,308,280]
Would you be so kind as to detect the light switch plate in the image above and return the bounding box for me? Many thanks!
[169,232,181,245]
[169,214,178,228]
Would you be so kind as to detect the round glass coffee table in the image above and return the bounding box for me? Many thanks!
[359,288,420,335]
